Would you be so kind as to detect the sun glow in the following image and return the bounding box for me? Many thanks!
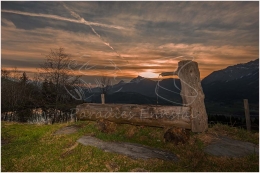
[139,70,158,78]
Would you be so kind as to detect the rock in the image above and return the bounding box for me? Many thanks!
[163,127,190,144]
[77,136,178,161]
[204,136,259,157]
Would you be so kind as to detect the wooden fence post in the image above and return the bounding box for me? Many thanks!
[101,94,105,104]
[243,99,251,131]
[177,60,208,132]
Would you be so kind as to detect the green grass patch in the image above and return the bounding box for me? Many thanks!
[1,121,259,172]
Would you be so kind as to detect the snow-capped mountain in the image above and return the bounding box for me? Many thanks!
[202,59,259,84]
[202,59,259,103]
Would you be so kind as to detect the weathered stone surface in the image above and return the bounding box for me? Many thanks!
[204,136,259,157]
[54,125,80,135]
[77,136,178,161]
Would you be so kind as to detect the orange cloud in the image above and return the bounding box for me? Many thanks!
[1,16,258,82]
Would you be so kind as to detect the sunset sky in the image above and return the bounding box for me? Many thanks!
[1,1,259,83]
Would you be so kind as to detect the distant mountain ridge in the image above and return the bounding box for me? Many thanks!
[202,59,259,84]
[202,59,259,104]
[84,77,183,105]
[84,59,259,106]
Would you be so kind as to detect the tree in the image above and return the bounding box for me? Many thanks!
[1,68,20,114]
[16,72,29,121]
[18,72,41,109]
[1,70,34,121]
[96,76,111,95]
[1,68,10,79]
[1,69,46,122]
[95,76,111,104]
[39,47,81,123]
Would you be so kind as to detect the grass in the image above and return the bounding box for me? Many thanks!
[1,121,259,172]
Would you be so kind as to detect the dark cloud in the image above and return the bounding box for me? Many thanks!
[1,1,259,80]
[1,1,71,18]
[1,58,41,68]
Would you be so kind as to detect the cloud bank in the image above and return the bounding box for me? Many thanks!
[1,1,259,81]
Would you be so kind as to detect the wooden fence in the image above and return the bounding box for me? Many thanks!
[76,60,208,133]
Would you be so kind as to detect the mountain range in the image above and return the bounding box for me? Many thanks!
[83,59,259,114]
[202,59,259,104]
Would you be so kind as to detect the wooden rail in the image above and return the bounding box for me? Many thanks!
[76,103,191,129]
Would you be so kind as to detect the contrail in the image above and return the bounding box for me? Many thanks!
[1,9,126,30]
[62,3,124,59]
